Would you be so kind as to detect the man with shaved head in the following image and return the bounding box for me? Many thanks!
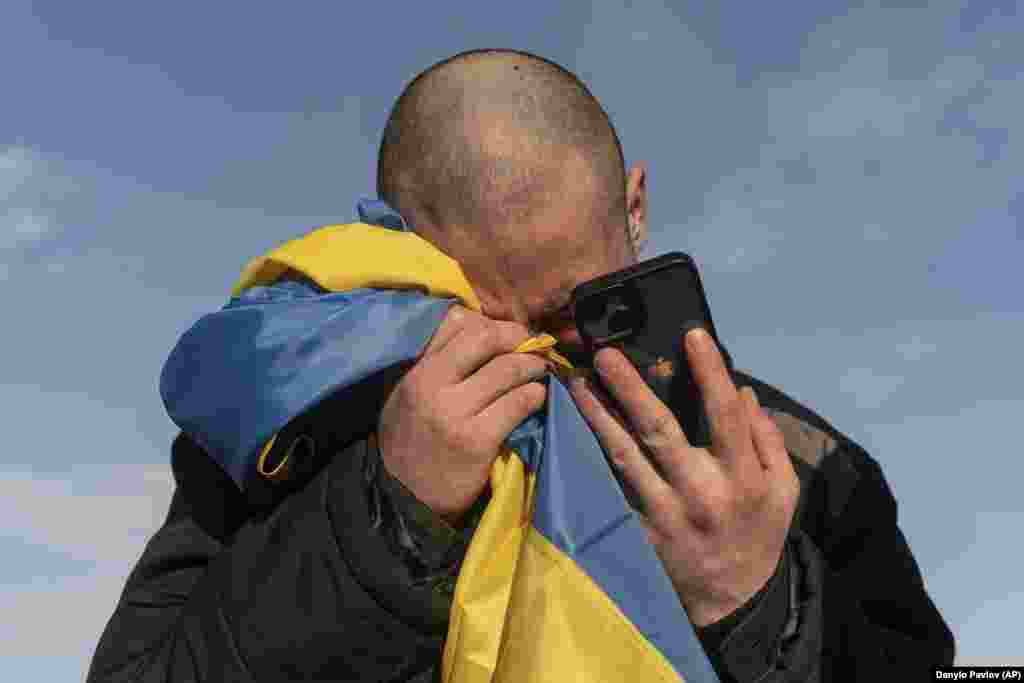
[90,49,954,682]
[377,49,640,340]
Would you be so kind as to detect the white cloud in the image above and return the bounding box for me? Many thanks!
[933,513,1024,666]
[862,222,888,242]
[0,145,38,192]
[1,147,56,250]
[684,197,787,272]
[576,4,1019,302]
[968,76,1023,137]
[679,43,1011,275]
[837,365,907,411]
[1,464,173,561]
[8,209,50,243]
[0,146,177,286]
[891,335,939,363]
[0,146,82,280]
[0,464,174,671]
[807,83,923,138]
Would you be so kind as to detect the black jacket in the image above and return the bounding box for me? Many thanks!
[87,368,954,682]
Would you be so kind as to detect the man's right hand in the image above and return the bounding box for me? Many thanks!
[376,304,550,525]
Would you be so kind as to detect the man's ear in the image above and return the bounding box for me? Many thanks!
[625,164,648,255]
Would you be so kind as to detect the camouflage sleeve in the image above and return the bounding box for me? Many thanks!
[365,432,490,610]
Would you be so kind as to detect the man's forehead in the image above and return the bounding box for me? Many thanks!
[534,260,618,318]
[450,201,628,325]
[479,267,588,325]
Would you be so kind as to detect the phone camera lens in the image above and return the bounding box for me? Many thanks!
[607,297,633,333]
[581,285,645,344]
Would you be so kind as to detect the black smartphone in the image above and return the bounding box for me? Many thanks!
[570,252,726,509]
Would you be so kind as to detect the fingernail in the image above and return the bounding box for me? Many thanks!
[686,327,709,353]
[748,386,760,408]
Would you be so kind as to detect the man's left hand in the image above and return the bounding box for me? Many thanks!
[567,327,800,628]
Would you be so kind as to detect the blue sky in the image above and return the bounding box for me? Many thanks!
[2,0,1021,677]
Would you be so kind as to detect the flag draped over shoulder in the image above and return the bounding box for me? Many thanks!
[160,199,719,683]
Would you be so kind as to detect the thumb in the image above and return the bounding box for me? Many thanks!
[638,512,663,547]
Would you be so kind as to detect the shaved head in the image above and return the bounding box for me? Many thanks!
[377,49,644,342]
[377,48,627,245]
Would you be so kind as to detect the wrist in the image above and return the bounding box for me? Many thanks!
[687,549,789,629]
[375,434,487,528]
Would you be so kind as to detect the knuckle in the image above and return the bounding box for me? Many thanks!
[455,306,481,327]
[607,443,635,467]
[644,410,680,448]
[722,395,747,424]
[760,414,784,442]
[772,424,790,450]
[513,354,533,378]
[742,481,769,511]
[397,372,424,404]
[477,322,502,350]
[516,384,534,408]
[495,319,532,347]
[446,305,465,324]
[693,487,729,523]
[523,353,548,379]
[448,421,478,452]
[524,382,546,408]
[645,492,678,523]
[504,354,536,386]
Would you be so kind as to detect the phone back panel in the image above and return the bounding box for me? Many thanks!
[573,252,722,451]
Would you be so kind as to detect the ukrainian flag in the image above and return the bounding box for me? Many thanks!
[160,200,719,683]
